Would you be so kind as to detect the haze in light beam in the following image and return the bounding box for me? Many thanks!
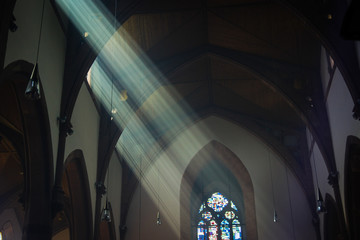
[57,0,233,236]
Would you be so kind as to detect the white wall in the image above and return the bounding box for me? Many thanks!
[5,0,66,167]
[124,116,316,240]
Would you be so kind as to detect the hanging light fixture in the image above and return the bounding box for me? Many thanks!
[155,163,162,226]
[100,0,116,225]
[316,188,326,213]
[156,211,161,225]
[25,63,41,100]
[273,209,278,223]
[25,0,45,100]
[101,199,111,222]
[268,148,278,223]
[101,166,111,222]
[311,141,326,214]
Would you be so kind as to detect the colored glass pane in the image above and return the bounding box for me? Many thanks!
[198,220,207,240]
[232,219,241,240]
[207,192,228,212]
[222,219,229,224]
[225,211,235,219]
[202,211,212,221]
[196,193,243,240]
[232,225,241,240]
[208,222,218,240]
[199,203,206,213]
[221,220,230,240]
[231,201,238,211]
[197,227,206,240]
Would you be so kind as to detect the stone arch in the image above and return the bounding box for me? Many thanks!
[0,60,53,239]
[63,149,93,240]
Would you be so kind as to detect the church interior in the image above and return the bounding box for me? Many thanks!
[1,0,360,239]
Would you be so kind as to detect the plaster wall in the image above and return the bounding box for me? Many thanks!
[5,0,66,168]
[124,116,315,240]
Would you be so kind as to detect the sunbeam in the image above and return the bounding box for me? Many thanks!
[56,0,232,237]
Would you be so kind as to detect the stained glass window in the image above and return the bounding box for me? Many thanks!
[198,221,207,240]
[225,211,235,219]
[196,192,242,240]
[202,211,212,221]
[230,201,238,211]
[207,192,228,212]
[209,220,218,240]
[199,203,206,213]
[220,220,230,240]
[232,219,242,240]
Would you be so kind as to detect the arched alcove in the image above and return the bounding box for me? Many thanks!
[180,140,257,240]
[63,149,93,240]
[0,60,53,239]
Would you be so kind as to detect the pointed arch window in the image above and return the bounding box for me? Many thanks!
[197,192,243,240]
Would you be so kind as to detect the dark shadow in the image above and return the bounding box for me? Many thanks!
[324,194,341,240]
[344,136,360,240]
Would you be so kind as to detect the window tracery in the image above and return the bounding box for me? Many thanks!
[197,192,242,240]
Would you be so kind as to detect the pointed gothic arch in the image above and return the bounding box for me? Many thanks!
[63,149,93,240]
[180,140,257,240]
[0,60,53,239]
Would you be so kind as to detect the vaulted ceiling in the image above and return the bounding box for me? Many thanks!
[54,0,360,232]
[106,0,323,220]
[1,0,358,237]
[107,0,321,155]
